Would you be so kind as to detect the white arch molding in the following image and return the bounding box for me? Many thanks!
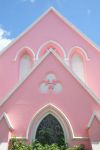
[36,40,66,60]
[13,46,35,62]
[26,103,88,143]
[67,46,90,82]
[26,104,73,143]
[67,46,90,62]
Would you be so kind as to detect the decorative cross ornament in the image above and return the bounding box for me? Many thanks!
[40,73,62,93]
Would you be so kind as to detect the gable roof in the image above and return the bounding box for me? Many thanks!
[0,112,14,131]
[0,7,99,57]
[87,111,100,128]
[0,48,99,106]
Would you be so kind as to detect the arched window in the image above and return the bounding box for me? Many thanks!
[71,53,85,82]
[35,114,65,146]
[19,54,32,80]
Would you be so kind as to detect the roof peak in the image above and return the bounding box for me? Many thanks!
[0,7,99,57]
[45,7,59,13]
[0,112,14,131]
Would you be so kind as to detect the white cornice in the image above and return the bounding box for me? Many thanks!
[0,48,99,107]
[0,7,100,57]
[87,112,100,128]
[0,112,14,131]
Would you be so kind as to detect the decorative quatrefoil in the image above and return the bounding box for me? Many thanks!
[40,73,62,93]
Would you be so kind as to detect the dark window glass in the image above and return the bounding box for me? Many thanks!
[36,114,65,146]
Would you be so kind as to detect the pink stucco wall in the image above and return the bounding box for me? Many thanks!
[0,52,99,149]
[0,118,9,142]
[0,9,99,149]
[0,9,100,99]
[88,117,100,142]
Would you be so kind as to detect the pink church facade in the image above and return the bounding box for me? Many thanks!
[0,8,100,150]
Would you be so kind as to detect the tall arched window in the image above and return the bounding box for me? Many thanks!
[71,54,85,82]
[36,114,65,146]
[19,54,32,80]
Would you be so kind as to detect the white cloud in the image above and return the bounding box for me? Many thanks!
[0,27,13,51]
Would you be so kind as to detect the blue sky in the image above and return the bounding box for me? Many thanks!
[0,0,100,50]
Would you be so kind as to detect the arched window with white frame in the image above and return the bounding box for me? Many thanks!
[19,53,32,81]
[71,53,85,82]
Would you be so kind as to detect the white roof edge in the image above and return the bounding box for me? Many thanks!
[0,112,14,130]
[0,7,53,56]
[49,49,100,104]
[0,7,99,57]
[51,8,100,51]
[87,112,100,128]
[0,48,100,107]
[0,50,50,106]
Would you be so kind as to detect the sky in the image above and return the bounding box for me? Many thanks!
[0,0,100,51]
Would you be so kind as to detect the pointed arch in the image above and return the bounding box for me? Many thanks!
[67,46,90,82]
[19,54,33,80]
[14,46,35,62]
[14,47,35,81]
[26,104,77,143]
[71,53,85,81]
[36,40,66,60]
[35,114,65,145]
[67,46,90,62]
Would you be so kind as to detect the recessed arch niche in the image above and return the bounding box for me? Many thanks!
[68,46,90,82]
[36,41,66,60]
[14,47,35,81]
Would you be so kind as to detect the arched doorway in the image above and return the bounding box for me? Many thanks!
[35,114,65,146]
[26,104,74,144]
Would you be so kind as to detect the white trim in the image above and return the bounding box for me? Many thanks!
[0,112,14,131]
[87,112,100,128]
[67,46,90,61]
[0,50,50,106]
[91,142,100,150]
[13,46,35,62]
[0,8,53,56]
[0,7,99,57]
[49,8,99,51]
[49,48,100,104]
[36,40,66,60]
[0,48,99,106]
[26,103,88,141]
[10,137,27,140]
